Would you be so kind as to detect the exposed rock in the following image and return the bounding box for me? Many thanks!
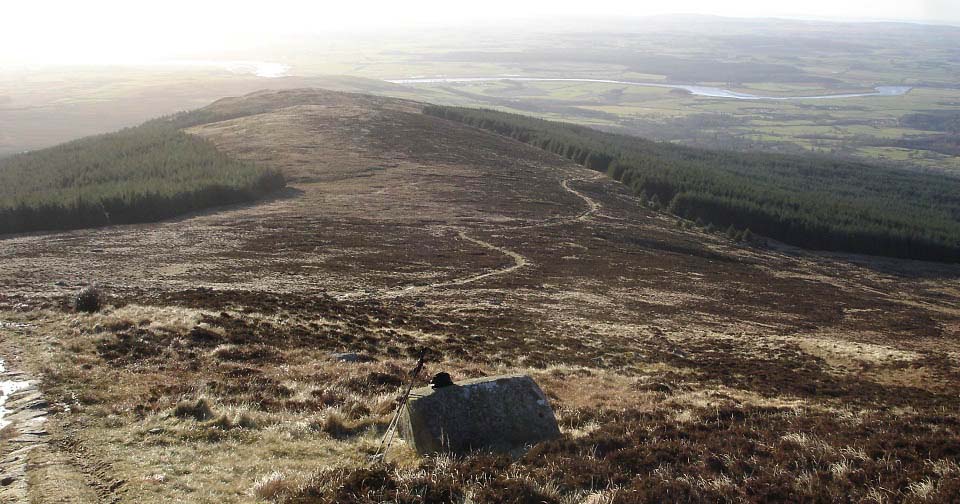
[0,365,47,503]
[398,374,560,455]
[330,352,373,363]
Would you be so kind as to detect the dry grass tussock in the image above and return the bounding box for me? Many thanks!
[74,303,204,330]
[1,279,957,503]
[253,471,301,502]
[174,398,215,421]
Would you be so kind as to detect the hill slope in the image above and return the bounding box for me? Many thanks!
[426,105,960,262]
[0,89,958,503]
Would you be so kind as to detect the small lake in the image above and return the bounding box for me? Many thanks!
[386,77,912,101]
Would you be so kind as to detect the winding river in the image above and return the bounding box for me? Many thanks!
[386,77,911,101]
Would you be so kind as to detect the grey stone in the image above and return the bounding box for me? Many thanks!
[5,408,46,424]
[398,374,560,455]
[330,352,372,363]
[6,391,42,411]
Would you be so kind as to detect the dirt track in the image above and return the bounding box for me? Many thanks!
[339,173,603,300]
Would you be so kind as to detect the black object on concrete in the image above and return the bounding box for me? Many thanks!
[430,372,454,389]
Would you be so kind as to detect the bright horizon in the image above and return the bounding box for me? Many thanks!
[2,0,959,65]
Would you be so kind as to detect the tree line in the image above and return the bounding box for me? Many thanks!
[0,116,284,235]
[425,105,960,262]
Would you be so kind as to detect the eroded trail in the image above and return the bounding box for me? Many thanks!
[441,230,528,286]
[562,176,602,222]
[337,173,602,300]
[507,174,603,230]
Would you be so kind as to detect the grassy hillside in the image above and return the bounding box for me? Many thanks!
[0,116,284,235]
[426,105,960,263]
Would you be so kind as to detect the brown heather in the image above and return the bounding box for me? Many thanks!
[0,90,957,503]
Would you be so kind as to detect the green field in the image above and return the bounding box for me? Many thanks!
[298,18,960,175]
[379,81,960,173]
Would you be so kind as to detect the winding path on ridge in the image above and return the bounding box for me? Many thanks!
[336,172,603,300]
[561,176,603,223]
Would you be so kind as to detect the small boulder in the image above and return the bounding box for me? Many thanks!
[398,374,560,455]
[331,352,372,363]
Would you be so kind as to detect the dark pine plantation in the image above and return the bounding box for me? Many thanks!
[426,105,960,263]
[0,114,284,235]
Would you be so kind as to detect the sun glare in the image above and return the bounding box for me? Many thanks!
[1,0,955,65]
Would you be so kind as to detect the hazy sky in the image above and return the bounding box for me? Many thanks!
[2,0,958,64]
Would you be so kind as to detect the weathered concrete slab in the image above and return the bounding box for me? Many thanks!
[398,374,560,455]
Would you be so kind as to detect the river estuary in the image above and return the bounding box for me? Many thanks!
[387,77,912,101]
